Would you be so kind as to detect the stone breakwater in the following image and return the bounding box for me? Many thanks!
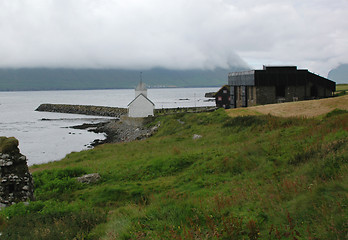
[36,103,217,117]
[36,103,128,118]
[0,137,35,208]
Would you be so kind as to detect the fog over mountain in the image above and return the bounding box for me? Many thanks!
[328,64,348,84]
[0,67,248,91]
[1,0,348,78]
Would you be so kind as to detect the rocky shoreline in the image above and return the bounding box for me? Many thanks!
[70,119,160,147]
[36,103,215,147]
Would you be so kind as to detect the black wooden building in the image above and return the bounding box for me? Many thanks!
[228,66,336,108]
[215,85,231,109]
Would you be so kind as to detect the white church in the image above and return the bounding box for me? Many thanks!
[127,78,155,118]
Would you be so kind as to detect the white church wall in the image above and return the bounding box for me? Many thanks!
[128,95,154,118]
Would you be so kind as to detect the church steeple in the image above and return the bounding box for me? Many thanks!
[135,72,147,97]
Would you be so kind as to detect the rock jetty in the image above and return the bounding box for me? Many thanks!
[0,137,35,208]
[36,103,217,118]
[36,103,127,118]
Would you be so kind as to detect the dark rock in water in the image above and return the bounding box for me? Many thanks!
[90,139,105,147]
[0,137,35,208]
[205,92,216,98]
[70,122,106,130]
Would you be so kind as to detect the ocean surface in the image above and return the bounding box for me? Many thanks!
[0,87,217,165]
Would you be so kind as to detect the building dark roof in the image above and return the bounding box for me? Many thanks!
[228,66,336,91]
[216,85,230,93]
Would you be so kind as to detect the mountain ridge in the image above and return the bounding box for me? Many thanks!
[328,63,348,83]
[0,67,247,91]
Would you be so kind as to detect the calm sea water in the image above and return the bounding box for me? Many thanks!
[0,88,217,165]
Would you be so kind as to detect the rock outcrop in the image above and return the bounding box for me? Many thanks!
[0,137,35,208]
[76,173,101,184]
[84,119,161,145]
[192,134,202,140]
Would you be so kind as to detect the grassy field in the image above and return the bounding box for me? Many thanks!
[336,84,348,97]
[227,95,348,118]
[336,84,348,92]
[0,96,347,239]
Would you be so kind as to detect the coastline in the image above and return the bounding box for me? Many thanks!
[1,88,216,165]
[36,103,216,153]
[70,118,159,147]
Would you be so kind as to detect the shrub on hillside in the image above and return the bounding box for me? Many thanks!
[0,208,106,240]
[0,136,19,154]
[223,115,267,129]
[33,167,87,200]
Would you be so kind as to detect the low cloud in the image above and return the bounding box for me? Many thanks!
[0,0,347,76]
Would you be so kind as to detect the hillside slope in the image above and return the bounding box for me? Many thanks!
[0,97,347,239]
[0,67,247,91]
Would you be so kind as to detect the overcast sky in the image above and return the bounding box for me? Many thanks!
[0,0,347,76]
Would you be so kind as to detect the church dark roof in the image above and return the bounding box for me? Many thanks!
[127,93,155,107]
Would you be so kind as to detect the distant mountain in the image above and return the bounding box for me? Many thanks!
[0,67,248,91]
[328,64,348,84]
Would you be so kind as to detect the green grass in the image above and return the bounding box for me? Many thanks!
[1,109,347,239]
[335,84,348,96]
[336,84,348,92]
[0,137,19,154]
